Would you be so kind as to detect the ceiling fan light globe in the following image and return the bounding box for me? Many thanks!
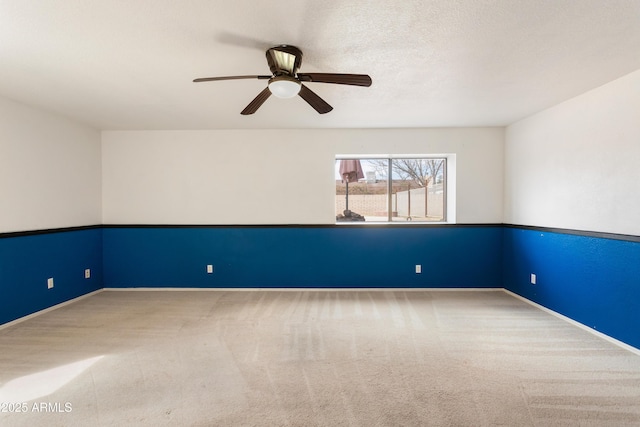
[268,78,301,99]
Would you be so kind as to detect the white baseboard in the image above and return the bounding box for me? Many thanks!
[0,289,104,330]
[503,289,640,356]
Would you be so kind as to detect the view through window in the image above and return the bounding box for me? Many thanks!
[335,157,446,223]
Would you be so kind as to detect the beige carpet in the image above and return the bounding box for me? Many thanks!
[1,290,639,426]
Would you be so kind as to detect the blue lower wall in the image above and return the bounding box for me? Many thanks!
[0,228,103,325]
[4,224,638,351]
[102,226,503,289]
[503,227,640,350]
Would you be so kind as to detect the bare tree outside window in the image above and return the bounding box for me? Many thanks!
[370,159,444,187]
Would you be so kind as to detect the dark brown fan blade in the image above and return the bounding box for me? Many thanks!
[298,84,333,114]
[193,75,271,83]
[241,87,272,115]
[297,73,372,87]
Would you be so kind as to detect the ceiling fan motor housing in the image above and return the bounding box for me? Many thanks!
[266,45,303,76]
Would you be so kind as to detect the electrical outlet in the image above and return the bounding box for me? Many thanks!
[415,265,422,274]
[47,278,54,289]
[530,273,536,285]
[85,269,91,279]
[206,265,214,274]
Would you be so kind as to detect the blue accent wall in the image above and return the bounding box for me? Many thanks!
[503,227,640,350]
[102,226,503,289]
[4,224,638,351]
[0,228,103,325]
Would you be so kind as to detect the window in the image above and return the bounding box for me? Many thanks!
[335,157,447,223]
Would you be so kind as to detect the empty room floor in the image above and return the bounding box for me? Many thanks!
[1,290,639,426]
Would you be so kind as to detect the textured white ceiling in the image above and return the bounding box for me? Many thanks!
[1,0,639,130]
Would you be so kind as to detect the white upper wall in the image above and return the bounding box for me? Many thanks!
[504,69,640,236]
[0,96,102,233]
[6,59,638,232]
[102,128,504,225]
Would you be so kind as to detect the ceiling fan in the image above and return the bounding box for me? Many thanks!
[193,45,372,115]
